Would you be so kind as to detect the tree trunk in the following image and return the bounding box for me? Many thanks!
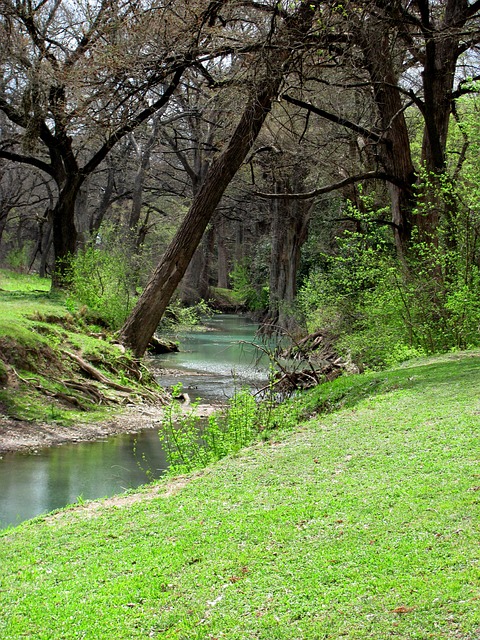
[415,3,466,244]
[119,3,317,357]
[75,179,90,249]
[0,210,8,247]
[234,219,244,264]
[119,89,279,354]
[216,216,229,289]
[264,173,312,331]
[179,240,210,304]
[359,22,416,257]
[89,160,116,235]
[51,180,80,288]
[38,223,53,278]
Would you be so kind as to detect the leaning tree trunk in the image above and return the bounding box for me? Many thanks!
[119,2,317,357]
[119,86,281,356]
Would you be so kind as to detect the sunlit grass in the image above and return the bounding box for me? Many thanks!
[0,269,143,424]
[1,354,479,639]
[0,268,51,292]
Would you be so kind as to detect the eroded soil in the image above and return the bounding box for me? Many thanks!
[0,402,218,454]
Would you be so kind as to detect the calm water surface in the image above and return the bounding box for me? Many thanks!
[0,315,263,529]
[158,314,268,401]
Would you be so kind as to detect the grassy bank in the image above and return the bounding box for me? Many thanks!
[1,353,479,638]
[0,269,164,425]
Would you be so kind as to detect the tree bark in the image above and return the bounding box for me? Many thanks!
[179,237,211,304]
[119,2,317,357]
[264,173,312,331]
[50,179,80,287]
[414,0,470,243]
[357,20,416,257]
[216,215,229,289]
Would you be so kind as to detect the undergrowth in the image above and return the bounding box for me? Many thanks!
[156,385,276,474]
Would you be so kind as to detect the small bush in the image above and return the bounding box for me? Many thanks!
[67,245,136,329]
[159,386,266,474]
[230,260,268,311]
[157,298,213,336]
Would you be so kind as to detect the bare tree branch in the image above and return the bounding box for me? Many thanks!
[254,171,409,200]
[282,94,382,142]
[0,149,54,177]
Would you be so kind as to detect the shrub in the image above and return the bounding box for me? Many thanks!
[158,386,266,474]
[230,260,268,311]
[67,244,136,329]
[157,298,213,336]
[297,196,480,369]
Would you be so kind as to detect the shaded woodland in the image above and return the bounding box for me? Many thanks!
[1,0,480,365]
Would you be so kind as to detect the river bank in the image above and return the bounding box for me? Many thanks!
[0,271,263,454]
[0,398,221,454]
[2,352,479,639]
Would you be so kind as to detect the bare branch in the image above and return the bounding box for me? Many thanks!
[82,67,186,179]
[282,94,382,142]
[0,149,54,176]
[254,171,409,200]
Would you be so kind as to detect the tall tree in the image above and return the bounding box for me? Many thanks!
[120,1,322,356]
[0,0,219,285]
[267,0,480,257]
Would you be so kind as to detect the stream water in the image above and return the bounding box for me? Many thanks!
[0,315,265,529]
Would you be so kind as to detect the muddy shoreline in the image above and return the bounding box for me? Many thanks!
[0,402,219,455]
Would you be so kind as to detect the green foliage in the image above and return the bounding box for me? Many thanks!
[159,385,269,474]
[4,242,34,272]
[66,244,136,330]
[229,259,268,311]
[298,182,480,369]
[157,298,213,335]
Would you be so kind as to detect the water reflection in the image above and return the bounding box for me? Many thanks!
[0,314,265,529]
[0,428,167,529]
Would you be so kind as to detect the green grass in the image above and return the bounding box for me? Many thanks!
[0,268,51,292]
[0,269,160,423]
[0,269,60,343]
[1,353,479,638]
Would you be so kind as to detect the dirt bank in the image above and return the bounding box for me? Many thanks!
[0,402,219,454]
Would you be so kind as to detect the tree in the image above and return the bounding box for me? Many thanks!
[119,1,322,356]
[261,0,480,257]
[0,0,218,286]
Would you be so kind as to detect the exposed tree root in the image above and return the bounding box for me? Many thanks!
[63,351,135,392]
[63,350,167,405]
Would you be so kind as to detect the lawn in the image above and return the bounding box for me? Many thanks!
[0,353,479,639]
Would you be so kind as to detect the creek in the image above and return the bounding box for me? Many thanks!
[0,315,266,529]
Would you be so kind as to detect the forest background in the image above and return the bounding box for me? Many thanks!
[1,0,480,369]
